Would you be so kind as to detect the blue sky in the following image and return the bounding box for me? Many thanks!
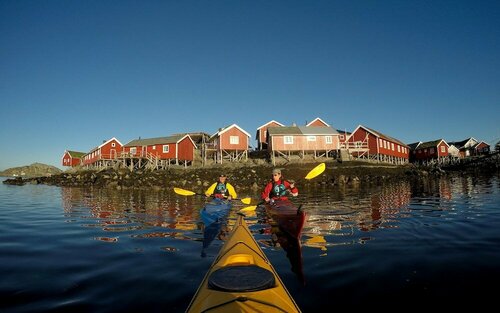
[1,0,499,170]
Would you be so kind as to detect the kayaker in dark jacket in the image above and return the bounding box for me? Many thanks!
[205,174,237,200]
[261,168,298,203]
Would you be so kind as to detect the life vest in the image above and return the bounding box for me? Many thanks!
[213,182,229,198]
[270,180,287,198]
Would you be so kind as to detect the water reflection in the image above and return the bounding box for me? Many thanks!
[60,173,500,254]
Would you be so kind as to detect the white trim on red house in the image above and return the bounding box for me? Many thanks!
[256,120,285,130]
[306,117,330,127]
[176,134,198,149]
[98,137,123,149]
[211,124,251,139]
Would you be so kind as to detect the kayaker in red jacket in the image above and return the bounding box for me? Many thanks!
[262,168,298,203]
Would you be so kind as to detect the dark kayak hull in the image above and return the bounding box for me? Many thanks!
[265,199,306,238]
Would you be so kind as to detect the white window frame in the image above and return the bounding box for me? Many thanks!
[229,136,239,145]
[391,143,395,151]
[307,136,316,142]
[284,136,294,144]
[397,145,401,152]
[379,138,383,146]
[441,146,446,153]
[130,147,137,154]
[325,136,332,144]
[163,145,169,153]
[111,143,116,147]
[152,146,156,150]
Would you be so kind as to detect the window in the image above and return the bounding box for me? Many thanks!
[284,136,293,144]
[152,146,156,150]
[383,141,387,149]
[379,139,383,146]
[441,146,446,153]
[391,143,395,151]
[230,136,239,145]
[397,145,401,152]
[163,145,169,153]
[430,148,435,154]
[326,136,332,144]
[130,147,137,154]
[111,143,116,147]
[307,136,316,141]
[340,135,344,140]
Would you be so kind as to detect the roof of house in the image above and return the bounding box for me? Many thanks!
[448,137,478,149]
[87,137,123,154]
[124,134,195,147]
[415,139,449,150]
[407,142,422,150]
[210,124,251,139]
[267,126,339,136]
[256,120,285,130]
[66,151,86,158]
[354,125,408,147]
[306,117,330,127]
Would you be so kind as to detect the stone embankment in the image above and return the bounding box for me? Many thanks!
[3,161,445,191]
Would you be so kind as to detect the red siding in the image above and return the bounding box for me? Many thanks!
[82,138,123,165]
[178,137,195,160]
[219,127,248,151]
[258,121,283,144]
[415,141,449,161]
[62,152,81,167]
[348,127,409,159]
[308,119,329,127]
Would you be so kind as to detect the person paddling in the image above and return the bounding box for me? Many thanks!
[205,174,237,200]
[262,168,298,203]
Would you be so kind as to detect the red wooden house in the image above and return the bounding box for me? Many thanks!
[209,124,251,163]
[123,134,197,166]
[345,125,409,164]
[82,137,123,166]
[473,141,490,155]
[413,139,449,162]
[255,120,284,150]
[61,150,85,167]
[337,129,352,144]
[267,125,340,164]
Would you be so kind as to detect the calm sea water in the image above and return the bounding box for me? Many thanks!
[1,174,499,312]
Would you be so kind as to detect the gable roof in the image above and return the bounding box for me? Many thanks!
[124,134,196,148]
[66,150,86,158]
[211,124,251,139]
[448,137,478,149]
[87,137,123,154]
[352,125,408,147]
[407,142,422,150]
[415,139,449,150]
[256,120,285,130]
[306,117,330,127]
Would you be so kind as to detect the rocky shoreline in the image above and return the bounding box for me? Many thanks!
[2,161,453,191]
[5,153,499,190]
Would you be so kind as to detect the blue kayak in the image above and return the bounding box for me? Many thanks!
[200,198,232,257]
[200,198,232,226]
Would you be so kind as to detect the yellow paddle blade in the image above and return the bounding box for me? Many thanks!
[240,197,252,205]
[305,163,326,180]
[173,187,196,196]
[239,205,257,212]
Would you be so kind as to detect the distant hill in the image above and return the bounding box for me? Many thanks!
[0,163,62,177]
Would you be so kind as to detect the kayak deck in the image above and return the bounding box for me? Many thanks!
[186,214,301,313]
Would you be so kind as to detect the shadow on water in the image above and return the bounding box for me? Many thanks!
[2,173,499,312]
